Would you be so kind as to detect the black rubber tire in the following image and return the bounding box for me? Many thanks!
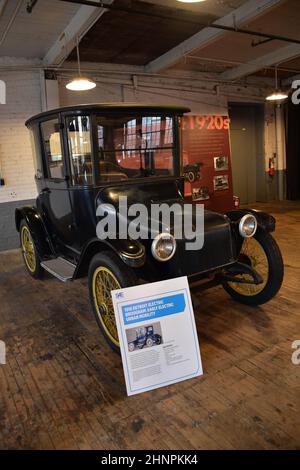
[223,229,284,306]
[88,251,138,352]
[19,220,44,279]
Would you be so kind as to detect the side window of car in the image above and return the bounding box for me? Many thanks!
[67,115,92,185]
[41,119,64,179]
[29,125,44,178]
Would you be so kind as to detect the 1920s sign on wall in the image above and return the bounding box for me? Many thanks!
[182,114,234,213]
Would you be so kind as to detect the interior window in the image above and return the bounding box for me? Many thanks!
[67,115,92,185]
[95,114,175,183]
[41,119,64,179]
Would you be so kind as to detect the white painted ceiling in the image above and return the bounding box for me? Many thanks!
[0,0,299,79]
[179,0,300,72]
[0,0,80,59]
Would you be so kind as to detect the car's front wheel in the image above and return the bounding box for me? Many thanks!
[146,337,153,347]
[222,229,284,306]
[88,251,138,351]
[20,220,43,279]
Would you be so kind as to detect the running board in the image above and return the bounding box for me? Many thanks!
[41,257,76,282]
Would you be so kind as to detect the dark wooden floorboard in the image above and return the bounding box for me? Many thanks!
[0,201,299,449]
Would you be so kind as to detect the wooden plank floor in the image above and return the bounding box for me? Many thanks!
[0,201,299,450]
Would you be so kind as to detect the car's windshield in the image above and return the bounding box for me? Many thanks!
[95,114,175,183]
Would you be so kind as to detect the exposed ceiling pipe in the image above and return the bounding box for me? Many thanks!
[251,37,273,48]
[204,23,300,47]
[60,0,300,47]
[186,55,300,75]
[0,0,23,48]
[0,61,276,90]
[0,60,298,83]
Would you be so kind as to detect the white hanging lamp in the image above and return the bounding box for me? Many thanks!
[66,38,96,91]
[266,67,288,101]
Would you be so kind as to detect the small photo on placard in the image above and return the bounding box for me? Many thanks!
[214,175,229,191]
[214,156,229,171]
[126,322,163,352]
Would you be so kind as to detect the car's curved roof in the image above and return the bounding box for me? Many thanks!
[25,102,191,127]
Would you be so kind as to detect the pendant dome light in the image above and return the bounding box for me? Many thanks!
[266,67,288,102]
[66,37,96,91]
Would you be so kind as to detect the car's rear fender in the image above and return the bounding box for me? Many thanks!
[15,206,54,258]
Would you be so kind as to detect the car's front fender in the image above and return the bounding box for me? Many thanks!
[74,237,146,279]
[226,209,276,232]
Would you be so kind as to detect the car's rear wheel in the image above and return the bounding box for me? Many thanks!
[88,251,138,352]
[222,229,284,306]
[20,220,43,279]
[128,342,135,352]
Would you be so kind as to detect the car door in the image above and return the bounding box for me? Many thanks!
[39,116,75,255]
[63,113,97,251]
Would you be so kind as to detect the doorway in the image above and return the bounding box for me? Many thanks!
[228,103,265,205]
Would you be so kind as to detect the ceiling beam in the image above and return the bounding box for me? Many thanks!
[43,1,113,67]
[221,43,300,81]
[145,0,283,73]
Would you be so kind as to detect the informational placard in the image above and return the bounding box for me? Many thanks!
[112,276,203,396]
[182,114,234,212]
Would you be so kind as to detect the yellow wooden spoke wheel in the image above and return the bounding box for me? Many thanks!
[223,230,283,306]
[228,237,269,297]
[92,266,121,347]
[88,251,138,351]
[21,224,37,273]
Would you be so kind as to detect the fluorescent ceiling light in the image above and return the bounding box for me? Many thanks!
[177,0,207,3]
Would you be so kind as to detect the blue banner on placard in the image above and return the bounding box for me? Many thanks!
[122,293,186,325]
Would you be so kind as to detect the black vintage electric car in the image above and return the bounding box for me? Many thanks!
[16,104,283,351]
[128,326,162,352]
